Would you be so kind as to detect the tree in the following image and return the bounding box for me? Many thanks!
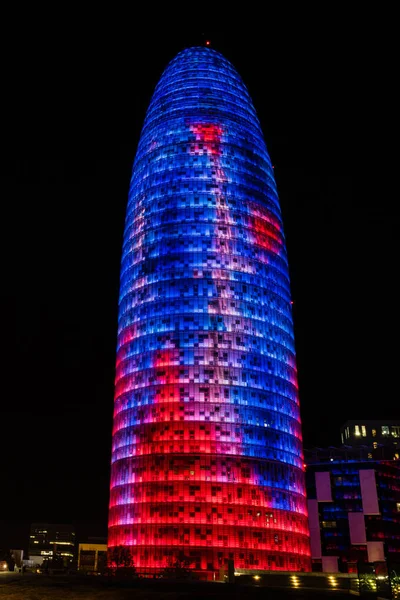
[41,553,65,573]
[107,546,137,577]
[162,550,195,579]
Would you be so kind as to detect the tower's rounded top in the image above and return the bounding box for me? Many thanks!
[140,45,262,146]
[132,43,279,213]
[168,45,235,70]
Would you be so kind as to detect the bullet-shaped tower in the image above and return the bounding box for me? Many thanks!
[108,46,311,578]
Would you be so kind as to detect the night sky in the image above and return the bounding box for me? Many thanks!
[1,22,396,550]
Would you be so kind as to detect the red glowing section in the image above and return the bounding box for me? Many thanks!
[190,123,223,152]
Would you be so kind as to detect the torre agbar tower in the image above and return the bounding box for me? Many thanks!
[108,46,311,577]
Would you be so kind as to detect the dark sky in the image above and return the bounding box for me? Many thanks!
[1,22,396,550]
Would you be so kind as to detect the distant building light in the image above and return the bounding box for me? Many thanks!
[49,541,73,546]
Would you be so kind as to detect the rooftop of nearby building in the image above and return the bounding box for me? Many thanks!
[340,419,400,428]
[304,444,400,463]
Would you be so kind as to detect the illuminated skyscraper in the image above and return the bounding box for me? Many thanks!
[108,46,311,578]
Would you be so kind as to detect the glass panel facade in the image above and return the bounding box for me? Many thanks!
[108,46,311,577]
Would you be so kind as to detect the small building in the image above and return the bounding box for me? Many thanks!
[10,550,24,571]
[77,542,107,574]
[305,446,400,573]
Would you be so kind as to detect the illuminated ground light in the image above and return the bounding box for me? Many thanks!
[290,574,301,587]
[108,45,311,579]
[328,575,338,587]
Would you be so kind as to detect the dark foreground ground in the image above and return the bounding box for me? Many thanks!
[0,573,360,600]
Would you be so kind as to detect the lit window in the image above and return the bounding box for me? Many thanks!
[391,426,400,438]
[372,429,376,437]
[382,426,390,436]
[361,426,367,437]
[346,427,349,439]
[354,425,361,436]
[397,503,400,512]
[373,442,378,449]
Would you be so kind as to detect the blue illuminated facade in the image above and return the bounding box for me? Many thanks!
[108,46,311,578]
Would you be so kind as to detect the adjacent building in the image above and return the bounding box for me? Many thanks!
[77,541,107,574]
[29,523,75,567]
[305,446,400,573]
[340,420,400,460]
[108,45,311,578]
